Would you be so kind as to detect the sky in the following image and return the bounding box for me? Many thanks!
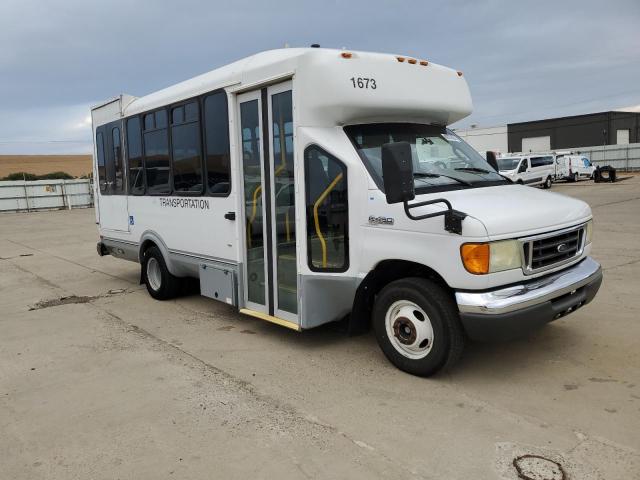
[1,0,639,154]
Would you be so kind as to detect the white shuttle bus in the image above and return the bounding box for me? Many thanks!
[92,48,602,376]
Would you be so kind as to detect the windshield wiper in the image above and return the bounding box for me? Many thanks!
[454,167,492,174]
[414,172,473,187]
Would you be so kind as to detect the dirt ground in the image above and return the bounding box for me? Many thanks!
[0,155,92,178]
[0,178,639,479]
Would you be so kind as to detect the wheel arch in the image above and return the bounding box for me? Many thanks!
[348,259,453,335]
[138,231,179,276]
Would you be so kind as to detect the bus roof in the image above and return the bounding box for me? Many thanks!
[99,48,473,127]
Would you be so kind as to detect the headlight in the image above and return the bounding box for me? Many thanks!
[585,219,593,245]
[461,240,522,275]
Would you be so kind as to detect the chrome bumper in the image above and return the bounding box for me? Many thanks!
[456,256,602,315]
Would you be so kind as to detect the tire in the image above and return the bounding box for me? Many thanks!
[372,277,464,377]
[517,179,524,185]
[142,246,181,300]
[572,172,579,182]
[543,176,552,189]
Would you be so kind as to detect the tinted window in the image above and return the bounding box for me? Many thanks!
[204,92,231,194]
[171,102,203,193]
[127,117,144,195]
[305,146,348,272]
[143,110,171,194]
[96,131,106,193]
[112,126,124,193]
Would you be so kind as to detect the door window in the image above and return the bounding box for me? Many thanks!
[204,92,231,195]
[127,117,144,195]
[518,160,528,173]
[304,146,349,272]
[271,90,297,313]
[240,99,265,306]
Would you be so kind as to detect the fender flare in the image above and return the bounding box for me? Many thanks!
[138,230,179,276]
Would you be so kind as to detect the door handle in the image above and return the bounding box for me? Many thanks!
[224,212,236,221]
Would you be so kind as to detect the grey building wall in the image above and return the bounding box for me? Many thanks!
[508,112,640,152]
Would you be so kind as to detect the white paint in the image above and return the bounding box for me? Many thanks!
[454,125,508,154]
[616,129,629,145]
[522,135,551,153]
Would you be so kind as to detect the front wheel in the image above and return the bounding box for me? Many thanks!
[543,176,552,189]
[373,278,464,376]
[573,172,579,182]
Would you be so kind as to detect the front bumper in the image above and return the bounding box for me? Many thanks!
[455,257,603,341]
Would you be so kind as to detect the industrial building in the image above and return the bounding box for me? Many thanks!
[455,105,640,154]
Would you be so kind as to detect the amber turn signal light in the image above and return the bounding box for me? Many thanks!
[460,243,490,275]
[396,56,405,62]
[457,71,464,77]
[341,52,352,59]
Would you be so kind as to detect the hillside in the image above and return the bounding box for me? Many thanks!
[0,155,92,178]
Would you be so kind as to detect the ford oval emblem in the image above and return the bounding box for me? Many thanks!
[557,243,569,253]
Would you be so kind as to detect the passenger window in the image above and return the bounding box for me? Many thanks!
[112,127,124,193]
[171,102,203,193]
[96,131,106,193]
[203,92,231,195]
[583,157,591,167]
[127,117,144,195]
[305,146,349,272]
[143,109,171,194]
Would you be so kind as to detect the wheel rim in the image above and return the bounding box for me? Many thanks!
[146,257,162,291]
[385,300,434,359]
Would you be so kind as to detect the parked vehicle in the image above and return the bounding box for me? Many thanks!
[92,48,602,376]
[497,154,555,188]
[554,155,596,182]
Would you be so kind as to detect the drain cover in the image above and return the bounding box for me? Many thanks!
[513,454,566,480]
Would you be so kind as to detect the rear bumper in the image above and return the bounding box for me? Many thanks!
[455,257,603,341]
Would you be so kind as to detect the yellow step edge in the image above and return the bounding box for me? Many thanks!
[239,308,301,331]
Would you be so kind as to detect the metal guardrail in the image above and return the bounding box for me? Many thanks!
[0,179,94,213]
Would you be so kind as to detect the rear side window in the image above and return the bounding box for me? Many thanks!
[203,92,231,195]
[143,110,171,194]
[530,156,553,167]
[96,131,106,193]
[171,102,203,193]
[127,117,144,195]
[112,126,124,193]
[304,146,348,272]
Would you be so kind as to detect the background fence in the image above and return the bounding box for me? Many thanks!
[0,179,93,213]
[569,142,640,172]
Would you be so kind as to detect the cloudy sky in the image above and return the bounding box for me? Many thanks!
[1,0,639,154]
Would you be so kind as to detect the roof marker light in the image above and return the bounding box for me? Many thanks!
[420,60,429,66]
[408,58,417,64]
[341,52,352,59]
[396,56,405,62]
[457,71,464,77]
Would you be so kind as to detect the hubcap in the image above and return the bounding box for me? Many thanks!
[385,300,434,359]
[146,257,162,291]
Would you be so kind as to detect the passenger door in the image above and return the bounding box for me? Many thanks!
[95,121,129,232]
[236,82,298,323]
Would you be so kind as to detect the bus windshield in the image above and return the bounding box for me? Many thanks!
[345,123,506,192]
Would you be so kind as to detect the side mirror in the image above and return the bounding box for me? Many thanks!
[381,141,415,204]
[486,151,499,172]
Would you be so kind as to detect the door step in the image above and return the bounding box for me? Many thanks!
[239,308,301,331]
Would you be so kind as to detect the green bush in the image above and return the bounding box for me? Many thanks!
[2,172,38,181]
[1,171,74,181]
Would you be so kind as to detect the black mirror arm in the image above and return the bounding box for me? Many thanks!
[403,198,467,235]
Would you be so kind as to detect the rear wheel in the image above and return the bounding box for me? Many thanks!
[373,278,464,376]
[543,176,552,189]
[142,246,181,300]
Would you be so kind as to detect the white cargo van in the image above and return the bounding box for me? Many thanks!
[92,48,602,376]
[497,154,555,188]
[555,155,596,182]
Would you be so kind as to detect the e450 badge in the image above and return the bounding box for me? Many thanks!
[369,215,394,225]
